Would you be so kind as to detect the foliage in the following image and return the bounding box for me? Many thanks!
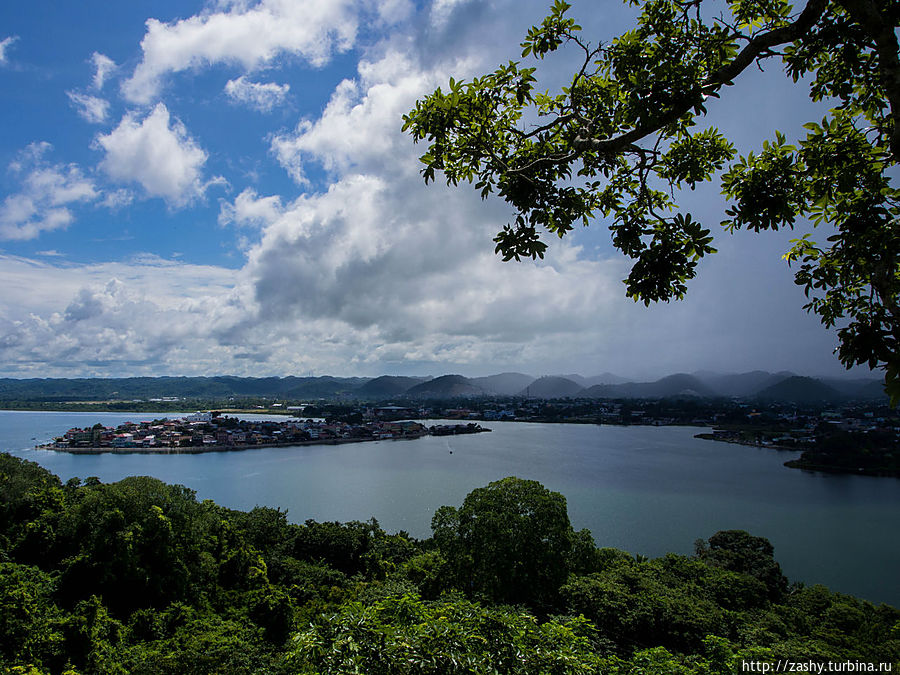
[288,591,602,674]
[117,607,277,675]
[561,554,730,654]
[403,0,900,399]
[431,476,574,608]
[694,529,789,600]
[1,453,898,674]
[0,563,65,670]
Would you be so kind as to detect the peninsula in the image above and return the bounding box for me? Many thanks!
[40,413,489,454]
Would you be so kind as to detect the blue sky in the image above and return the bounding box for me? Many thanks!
[0,0,875,380]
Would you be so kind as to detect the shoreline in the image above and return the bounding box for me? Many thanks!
[693,431,793,451]
[36,428,492,455]
[695,432,900,478]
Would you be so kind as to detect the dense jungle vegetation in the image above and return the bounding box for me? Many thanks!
[1,452,897,674]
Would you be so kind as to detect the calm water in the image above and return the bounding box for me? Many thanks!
[2,410,898,606]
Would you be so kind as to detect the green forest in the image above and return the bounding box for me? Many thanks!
[1,453,897,674]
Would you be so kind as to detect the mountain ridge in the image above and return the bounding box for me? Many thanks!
[0,371,886,402]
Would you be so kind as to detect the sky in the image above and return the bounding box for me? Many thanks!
[0,0,875,381]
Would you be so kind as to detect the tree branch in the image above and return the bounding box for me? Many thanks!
[574,0,830,154]
[837,0,900,160]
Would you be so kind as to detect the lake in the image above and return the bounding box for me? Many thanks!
[2,409,898,607]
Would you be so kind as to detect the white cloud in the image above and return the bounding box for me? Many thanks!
[100,189,134,210]
[378,0,415,23]
[271,49,448,184]
[67,91,110,123]
[246,46,645,370]
[429,0,475,28]
[0,0,860,379]
[245,29,852,379]
[91,52,116,90]
[218,187,283,227]
[0,143,98,241]
[0,254,251,377]
[0,203,73,241]
[224,76,290,111]
[95,103,219,206]
[0,36,17,64]
[122,0,380,104]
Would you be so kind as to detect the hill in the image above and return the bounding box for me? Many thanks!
[756,376,844,403]
[820,377,888,400]
[0,376,364,401]
[0,371,887,404]
[518,376,583,398]
[584,373,716,399]
[692,370,795,397]
[854,380,890,400]
[353,375,425,399]
[404,374,485,398]
[470,372,535,396]
[582,372,629,386]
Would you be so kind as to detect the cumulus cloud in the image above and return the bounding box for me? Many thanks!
[0,36,17,64]
[218,187,283,227]
[95,104,220,206]
[91,52,116,90]
[0,0,856,379]
[0,254,252,377]
[67,91,110,123]
[241,152,647,375]
[0,252,426,378]
[245,45,650,370]
[0,143,99,240]
[271,50,444,184]
[245,24,850,378]
[122,0,397,104]
[224,76,290,111]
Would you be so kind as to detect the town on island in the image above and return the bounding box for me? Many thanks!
[41,409,490,454]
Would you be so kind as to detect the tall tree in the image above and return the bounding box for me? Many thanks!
[404,0,900,399]
[432,476,574,608]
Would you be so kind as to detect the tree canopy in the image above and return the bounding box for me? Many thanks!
[403,0,900,400]
[431,476,575,608]
[1,455,899,673]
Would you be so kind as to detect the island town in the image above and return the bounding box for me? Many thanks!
[41,412,490,454]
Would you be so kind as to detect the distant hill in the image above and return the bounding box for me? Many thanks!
[281,376,369,398]
[555,373,629,388]
[0,370,887,403]
[556,374,590,388]
[756,376,844,403]
[854,380,889,400]
[820,376,887,400]
[0,376,368,401]
[519,376,583,398]
[692,370,794,397]
[404,375,484,398]
[471,373,535,396]
[583,373,716,399]
[353,376,426,399]
[582,372,629,387]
